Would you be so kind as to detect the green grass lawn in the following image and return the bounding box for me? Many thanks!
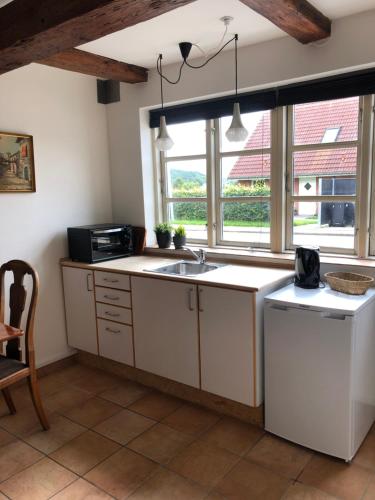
[172,218,318,227]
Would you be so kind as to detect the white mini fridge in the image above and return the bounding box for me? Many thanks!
[264,283,375,461]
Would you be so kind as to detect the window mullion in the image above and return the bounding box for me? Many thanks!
[271,106,286,252]
[214,118,222,245]
[206,119,216,247]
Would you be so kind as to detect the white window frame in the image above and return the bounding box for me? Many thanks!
[285,97,364,255]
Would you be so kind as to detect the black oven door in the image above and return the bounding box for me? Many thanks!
[91,227,132,261]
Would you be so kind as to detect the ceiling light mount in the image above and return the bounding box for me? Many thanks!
[155,18,248,151]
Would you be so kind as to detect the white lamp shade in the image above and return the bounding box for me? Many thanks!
[155,115,174,151]
[225,102,248,142]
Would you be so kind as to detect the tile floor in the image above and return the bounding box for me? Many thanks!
[0,363,374,499]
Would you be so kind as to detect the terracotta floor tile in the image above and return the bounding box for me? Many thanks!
[129,392,183,421]
[85,447,157,499]
[202,417,264,455]
[0,440,43,481]
[364,477,375,499]
[246,434,312,479]
[283,482,338,499]
[129,468,207,499]
[23,413,85,454]
[62,396,122,428]
[72,368,119,394]
[0,403,49,436]
[0,383,33,414]
[127,423,192,464]
[51,478,113,499]
[215,459,290,500]
[167,440,239,488]
[50,430,120,475]
[0,427,16,447]
[93,408,155,444]
[45,386,93,414]
[99,380,150,407]
[162,404,220,437]
[299,454,372,500]
[0,457,77,500]
[354,432,375,471]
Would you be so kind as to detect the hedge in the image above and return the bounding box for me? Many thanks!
[171,181,270,222]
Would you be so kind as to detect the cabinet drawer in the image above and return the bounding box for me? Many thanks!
[95,271,130,291]
[96,303,132,325]
[95,287,131,308]
[98,319,134,366]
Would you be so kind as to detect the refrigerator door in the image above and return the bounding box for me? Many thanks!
[265,303,353,460]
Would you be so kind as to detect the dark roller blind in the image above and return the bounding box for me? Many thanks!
[149,67,375,128]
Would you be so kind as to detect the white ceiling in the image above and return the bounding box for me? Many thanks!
[79,0,375,68]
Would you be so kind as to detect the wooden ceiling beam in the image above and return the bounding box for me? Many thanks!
[0,0,196,74]
[38,48,148,83]
[239,0,331,44]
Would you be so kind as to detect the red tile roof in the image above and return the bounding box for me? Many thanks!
[229,97,359,180]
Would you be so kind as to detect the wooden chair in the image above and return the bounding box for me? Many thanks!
[0,260,49,430]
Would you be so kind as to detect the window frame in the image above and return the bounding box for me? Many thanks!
[285,97,363,255]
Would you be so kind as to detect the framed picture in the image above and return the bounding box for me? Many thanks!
[0,132,35,192]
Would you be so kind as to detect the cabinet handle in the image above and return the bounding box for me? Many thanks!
[105,327,121,334]
[86,273,93,292]
[188,288,195,311]
[103,277,119,283]
[104,294,119,301]
[105,311,120,318]
[198,288,204,312]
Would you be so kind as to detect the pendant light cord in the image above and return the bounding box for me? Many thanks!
[159,54,164,109]
[235,33,238,96]
[156,34,237,83]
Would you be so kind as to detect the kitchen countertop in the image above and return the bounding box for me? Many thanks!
[61,256,294,292]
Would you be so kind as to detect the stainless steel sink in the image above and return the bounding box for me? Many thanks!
[148,260,225,277]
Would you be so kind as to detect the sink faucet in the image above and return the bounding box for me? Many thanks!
[183,247,207,264]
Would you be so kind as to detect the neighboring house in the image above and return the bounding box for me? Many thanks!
[229,98,358,220]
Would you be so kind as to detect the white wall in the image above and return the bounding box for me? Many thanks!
[0,64,112,367]
[106,8,375,244]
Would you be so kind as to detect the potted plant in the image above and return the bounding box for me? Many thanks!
[173,225,186,249]
[154,223,172,249]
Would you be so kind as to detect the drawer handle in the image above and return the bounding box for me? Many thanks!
[103,278,119,283]
[105,327,121,334]
[105,311,120,318]
[104,294,119,301]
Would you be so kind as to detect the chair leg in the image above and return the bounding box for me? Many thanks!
[2,388,16,414]
[27,374,49,430]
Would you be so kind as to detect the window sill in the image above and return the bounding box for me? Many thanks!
[144,245,375,270]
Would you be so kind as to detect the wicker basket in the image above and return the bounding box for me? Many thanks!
[325,271,374,295]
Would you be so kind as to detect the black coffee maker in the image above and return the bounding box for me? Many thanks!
[294,246,320,289]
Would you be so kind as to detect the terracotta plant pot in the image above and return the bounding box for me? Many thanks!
[173,235,186,249]
[156,232,172,249]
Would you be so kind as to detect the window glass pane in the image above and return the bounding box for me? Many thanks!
[221,155,270,196]
[221,201,270,244]
[166,159,206,198]
[164,120,206,157]
[168,202,207,241]
[293,97,359,146]
[220,110,271,153]
[292,201,355,249]
[292,148,357,196]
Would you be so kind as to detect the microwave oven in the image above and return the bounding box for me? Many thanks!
[67,224,133,263]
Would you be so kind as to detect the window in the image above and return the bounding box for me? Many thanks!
[155,94,375,257]
[216,110,271,247]
[286,97,360,253]
[160,120,208,243]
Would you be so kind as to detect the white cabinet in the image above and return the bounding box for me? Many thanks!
[62,267,98,355]
[132,276,200,388]
[198,286,255,406]
[97,319,134,365]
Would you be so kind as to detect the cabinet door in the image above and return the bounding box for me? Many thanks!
[199,286,254,406]
[132,277,199,388]
[62,267,98,354]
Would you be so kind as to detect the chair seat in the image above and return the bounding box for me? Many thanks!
[0,355,27,379]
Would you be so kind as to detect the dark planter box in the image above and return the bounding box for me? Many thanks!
[156,232,172,249]
[173,235,186,249]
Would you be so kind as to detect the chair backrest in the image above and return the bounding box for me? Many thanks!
[0,260,39,368]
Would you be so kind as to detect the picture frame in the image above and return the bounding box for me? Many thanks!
[0,132,36,193]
